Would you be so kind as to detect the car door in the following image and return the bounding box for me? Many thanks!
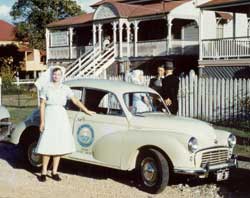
[72,88,128,169]
[65,87,84,143]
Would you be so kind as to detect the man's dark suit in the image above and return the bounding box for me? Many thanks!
[162,74,179,115]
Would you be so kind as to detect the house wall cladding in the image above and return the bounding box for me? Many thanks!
[201,11,248,39]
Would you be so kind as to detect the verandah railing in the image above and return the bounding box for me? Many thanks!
[201,36,250,59]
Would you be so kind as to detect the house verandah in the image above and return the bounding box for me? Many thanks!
[198,0,250,78]
[46,0,199,77]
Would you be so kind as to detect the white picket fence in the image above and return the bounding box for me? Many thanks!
[178,71,250,122]
[89,71,250,122]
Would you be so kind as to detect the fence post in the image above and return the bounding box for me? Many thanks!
[213,78,217,122]
[16,77,20,107]
[233,79,238,121]
[189,70,195,118]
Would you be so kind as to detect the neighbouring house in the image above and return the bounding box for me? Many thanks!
[18,46,47,79]
[0,20,18,45]
[0,20,47,79]
[46,0,250,79]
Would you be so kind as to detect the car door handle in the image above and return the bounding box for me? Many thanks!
[77,117,85,122]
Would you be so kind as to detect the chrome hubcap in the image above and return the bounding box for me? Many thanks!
[141,157,158,187]
[28,142,42,167]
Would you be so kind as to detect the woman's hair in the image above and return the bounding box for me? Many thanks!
[52,67,62,74]
[128,69,144,85]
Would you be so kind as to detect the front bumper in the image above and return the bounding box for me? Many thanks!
[174,155,237,176]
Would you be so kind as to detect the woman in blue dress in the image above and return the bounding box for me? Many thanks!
[35,67,95,182]
[129,70,151,113]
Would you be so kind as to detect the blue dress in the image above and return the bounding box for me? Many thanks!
[133,93,150,113]
[35,82,76,155]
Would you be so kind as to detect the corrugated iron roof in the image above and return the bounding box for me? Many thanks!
[47,13,93,28]
[199,0,249,8]
[91,0,122,7]
[47,0,190,28]
[203,66,250,79]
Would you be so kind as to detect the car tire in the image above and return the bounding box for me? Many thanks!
[19,130,42,170]
[136,149,170,194]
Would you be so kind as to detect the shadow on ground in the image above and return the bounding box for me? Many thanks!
[0,142,250,197]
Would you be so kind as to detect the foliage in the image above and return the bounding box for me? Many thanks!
[0,44,24,71]
[0,66,17,94]
[10,0,83,49]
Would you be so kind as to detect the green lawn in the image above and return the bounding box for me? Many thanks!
[214,125,250,138]
[7,106,36,124]
[234,145,250,157]
[3,93,37,124]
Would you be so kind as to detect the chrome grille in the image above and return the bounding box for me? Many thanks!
[201,150,229,167]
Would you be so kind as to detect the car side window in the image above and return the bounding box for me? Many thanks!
[84,88,124,116]
[65,87,83,111]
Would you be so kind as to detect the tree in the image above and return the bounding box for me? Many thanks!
[0,44,24,72]
[10,0,83,49]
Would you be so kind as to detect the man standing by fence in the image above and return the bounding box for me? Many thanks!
[149,65,165,97]
[162,62,179,115]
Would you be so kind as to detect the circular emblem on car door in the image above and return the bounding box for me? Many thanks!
[77,124,94,147]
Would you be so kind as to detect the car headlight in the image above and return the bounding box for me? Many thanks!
[188,137,198,153]
[228,134,236,148]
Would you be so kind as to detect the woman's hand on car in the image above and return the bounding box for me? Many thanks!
[87,110,96,116]
[39,122,45,133]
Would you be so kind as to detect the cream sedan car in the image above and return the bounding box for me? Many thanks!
[3,79,237,193]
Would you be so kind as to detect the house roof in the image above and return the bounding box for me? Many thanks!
[199,0,250,13]
[47,0,189,28]
[199,0,246,8]
[95,1,190,18]
[91,0,122,7]
[0,20,17,41]
[47,13,93,28]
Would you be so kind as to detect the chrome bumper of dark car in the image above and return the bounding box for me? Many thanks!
[0,122,13,142]
[174,155,237,176]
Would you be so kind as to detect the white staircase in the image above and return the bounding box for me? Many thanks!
[65,43,115,79]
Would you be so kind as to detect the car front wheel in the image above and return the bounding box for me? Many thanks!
[20,131,42,170]
[27,140,42,168]
[136,149,170,194]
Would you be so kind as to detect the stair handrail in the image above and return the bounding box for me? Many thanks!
[72,47,104,77]
[84,44,115,76]
[65,46,101,77]
[65,47,93,75]
[78,43,114,77]
[91,46,115,76]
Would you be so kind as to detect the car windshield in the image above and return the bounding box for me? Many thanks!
[123,92,169,115]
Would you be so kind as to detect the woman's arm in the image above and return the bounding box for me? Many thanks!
[71,96,95,115]
[39,99,46,132]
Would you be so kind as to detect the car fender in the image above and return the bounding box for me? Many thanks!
[121,130,194,171]
[9,109,40,145]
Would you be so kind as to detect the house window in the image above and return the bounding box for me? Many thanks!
[248,18,250,37]
[216,18,224,39]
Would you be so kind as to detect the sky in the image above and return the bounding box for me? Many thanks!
[0,0,100,23]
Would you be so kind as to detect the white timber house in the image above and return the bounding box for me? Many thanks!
[45,0,250,79]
